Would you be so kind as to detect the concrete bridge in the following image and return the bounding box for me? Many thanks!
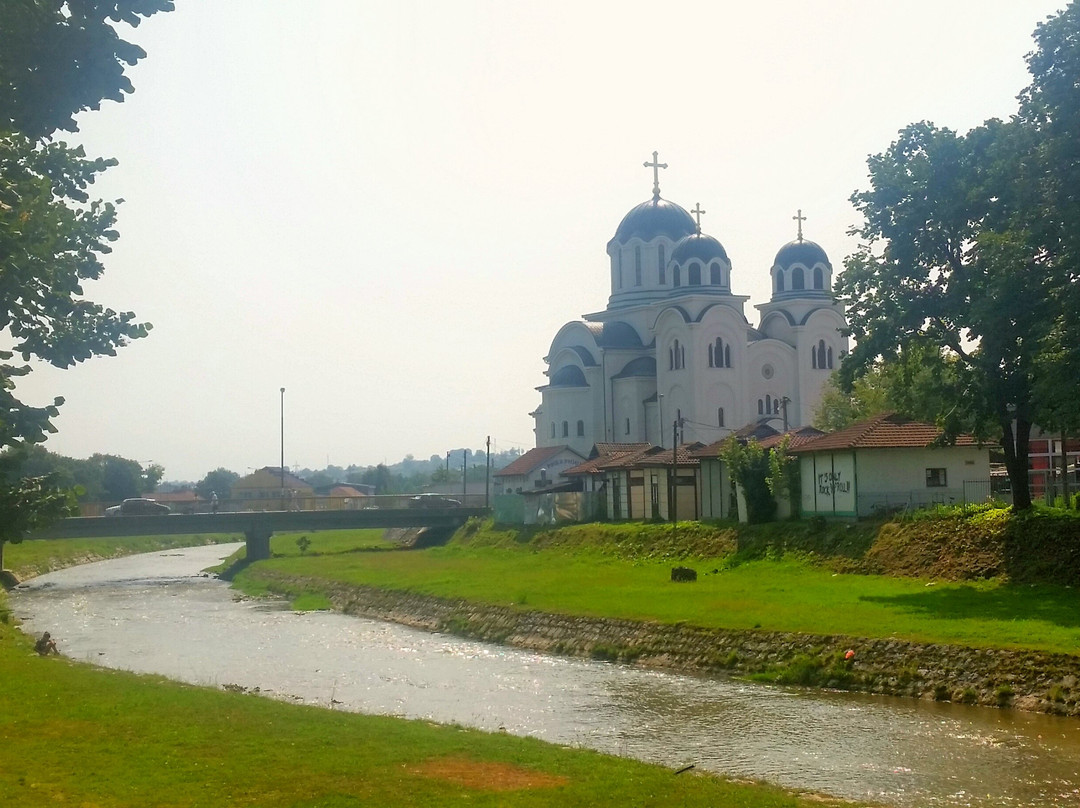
[29,507,487,560]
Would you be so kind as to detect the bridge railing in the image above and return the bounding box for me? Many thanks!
[79,493,490,517]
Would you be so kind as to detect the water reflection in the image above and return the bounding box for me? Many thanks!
[12,545,1080,807]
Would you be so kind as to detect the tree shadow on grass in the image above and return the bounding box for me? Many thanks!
[860,584,1080,631]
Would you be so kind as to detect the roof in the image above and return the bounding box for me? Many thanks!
[690,425,825,458]
[670,232,730,266]
[790,413,983,453]
[634,443,705,467]
[773,239,831,269]
[493,445,583,478]
[590,442,652,458]
[611,197,697,244]
[237,467,312,490]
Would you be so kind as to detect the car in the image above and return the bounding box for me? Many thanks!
[407,494,462,509]
[104,498,172,516]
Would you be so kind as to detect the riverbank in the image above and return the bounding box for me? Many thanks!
[228,512,1080,717]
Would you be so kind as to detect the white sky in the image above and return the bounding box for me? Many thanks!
[18,0,1066,481]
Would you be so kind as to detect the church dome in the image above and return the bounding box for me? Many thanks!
[670,232,730,265]
[773,239,831,270]
[612,197,697,244]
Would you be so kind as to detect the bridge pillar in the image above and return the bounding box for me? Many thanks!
[244,520,273,562]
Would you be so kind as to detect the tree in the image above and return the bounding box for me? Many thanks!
[0,453,76,570]
[0,1,171,546]
[719,437,777,524]
[195,468,239,501]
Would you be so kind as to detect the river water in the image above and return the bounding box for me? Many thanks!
[11,544,1080,807]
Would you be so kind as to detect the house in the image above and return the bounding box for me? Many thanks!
[790,413,992,518]
[232,466,315,510]
[493,445,586,494]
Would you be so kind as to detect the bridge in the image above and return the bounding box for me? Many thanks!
[29,507,487,561]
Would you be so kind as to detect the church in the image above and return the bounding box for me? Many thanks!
[532,153,848,454]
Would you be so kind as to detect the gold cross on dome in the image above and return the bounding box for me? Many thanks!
[691,202,706,233]
[643,150,667,200]
[793,209,807,242]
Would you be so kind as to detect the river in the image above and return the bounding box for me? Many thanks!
[10,544,1080,807]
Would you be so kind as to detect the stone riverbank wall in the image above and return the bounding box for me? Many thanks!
[251,571,1080,718]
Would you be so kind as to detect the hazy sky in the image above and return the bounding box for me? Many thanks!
[19,0,1067,481]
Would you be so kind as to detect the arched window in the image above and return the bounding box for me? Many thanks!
[562,421,569,437]
[776,271,785,293]
[708,342,715,368]
[671,339,685,370]
[758,399,764,415]
[680,343,686,369]
[625,417,631,435]
[550,422,556,438]
[813,266,824,289]
[792,267,805,290]
[710,262,722,285]
[827,346,834,369]
[816,339,827,370]
[710,337,729,368]
[766,394,772,413]
[658,244,666,284]
[673,266,682,287]
[774,397,781,414]
[718,407,725,427]
[617,252,623,289]
[724,344,731,367]
[689,262,702,285]
[812,346,818,369]
[576,420,585,437]
[669,347,674,370]
[634,245,642,286]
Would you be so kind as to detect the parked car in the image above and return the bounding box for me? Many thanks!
[407,494,461,509]
[104,498,171,516]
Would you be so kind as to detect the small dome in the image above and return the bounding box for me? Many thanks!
[773,239,830,270]
[612,197,697,244]
[670,232,730,265]
[612,356,656,379]
[549,365,588,387]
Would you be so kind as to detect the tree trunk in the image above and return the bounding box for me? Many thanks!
[1003,416,1033,510]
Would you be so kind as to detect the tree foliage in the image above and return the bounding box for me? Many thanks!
[836,4,1080,509]
[194,468,239,500]
[719,437,776,524]
[0,1,172,545]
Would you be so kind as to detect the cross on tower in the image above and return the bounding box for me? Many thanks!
[793,209,807,242]
[643,150,667,200]
[691,202,706,233]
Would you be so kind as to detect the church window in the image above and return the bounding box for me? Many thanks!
[658,245,666,284]
[792,267,805,290]
[671,339,685,370]
[576,420,585,437]
[634,245,642,286]
[625,417,631,435]
[681,342,686,369]
[766,394,772,413]
[674,266,681,287]
[710,262,722,285]
[689,262,702,286]
[816,339,828,370]
[774,397,781,414]
[550,422,556,438]
[669,347,674,370]
[776,272,785,293]
[758,399,764,415]
[617,252,623,289]
[562,421,569,437]
[724,344,731,367]
[812,346,818,369]
[709,337,730,368]
[718,407,725,427]
[827,346,834,369]
[708,342,714,367]
[813,266,824,289]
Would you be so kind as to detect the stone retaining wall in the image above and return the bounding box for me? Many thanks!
[251,571,1080,717]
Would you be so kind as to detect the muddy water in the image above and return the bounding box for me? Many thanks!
[11,544,1080,807]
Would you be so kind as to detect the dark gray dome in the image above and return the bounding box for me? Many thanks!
[549,365,588,387]
[597,321,644,348]
[670,232,730,265]
[773,239,830,270]
[612,356,656,379]
[612,198,696,244]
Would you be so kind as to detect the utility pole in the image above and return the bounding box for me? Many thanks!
[279,387,286,494]
[485,435,491,508]
[462,450,467,501]
[781,396,790,433]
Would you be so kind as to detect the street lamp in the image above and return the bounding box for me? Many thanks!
[279,387,286,493]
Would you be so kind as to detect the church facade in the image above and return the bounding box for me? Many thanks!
[532,154,848,455]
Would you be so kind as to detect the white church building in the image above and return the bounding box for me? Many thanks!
[532,154,848,454]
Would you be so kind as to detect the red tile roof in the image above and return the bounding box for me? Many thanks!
[790,413,982,453]
[493,445,583,477]
[590,442,652,458]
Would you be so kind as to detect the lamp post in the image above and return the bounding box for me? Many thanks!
[279,387,286,494]
[658,393,664,448]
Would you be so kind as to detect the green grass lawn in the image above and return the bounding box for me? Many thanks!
[0,603,844,807]
[241,543,1080,655]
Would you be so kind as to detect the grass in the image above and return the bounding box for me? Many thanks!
[236,526,1080,655]
[0,599,845,807]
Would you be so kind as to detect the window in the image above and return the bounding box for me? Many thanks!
[827,346,833,369]
[576,420,584,437]
[673,266,681,287]
[926,468,947,487]
[625,417,631,435]
[813,266,824,289]
[792,267,805,290]
[617,252,623,289]
[812,345,817,369]
[671,339,685,370]
[765,394,772,413]
[562,421,569,437]
[717,407,725,427]
[550,422,556,438]
[658,245,666,284]
[724,344,731,367]
[758,399,764,415]
[634,245,642,286]
[689,262,702,285]
[669,346,674,370]
[776,272,785,293]
[710,261,722,285]
[815,339,829,370]
[709,337,730,368]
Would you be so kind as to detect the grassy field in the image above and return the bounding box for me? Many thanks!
[235,521,1080,655]
[0,540,847,808]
